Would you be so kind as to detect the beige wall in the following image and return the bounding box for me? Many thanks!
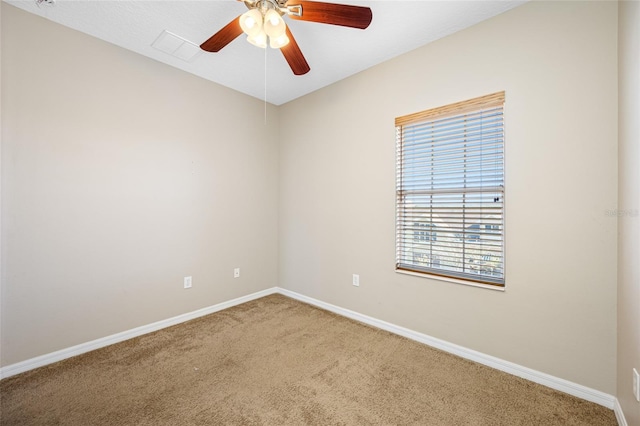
[618,1,640,423]
[279,1,618,394]
[1,4,279,366]
[0,0,3,364]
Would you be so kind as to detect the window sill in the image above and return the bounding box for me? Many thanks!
[395,268,505,292]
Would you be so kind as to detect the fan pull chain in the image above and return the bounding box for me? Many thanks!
[264,45,267,125]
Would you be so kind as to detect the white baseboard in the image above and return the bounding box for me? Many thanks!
[277,288,618,411]
[0,285,623,423]
[0,287,278,380]
[614,398,628,426]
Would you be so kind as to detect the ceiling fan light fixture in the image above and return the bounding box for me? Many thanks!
[247,30,268,49]
[239,9,263,37]
[269,33,290,49]
[200,0,372,75]
[263,9,286,38]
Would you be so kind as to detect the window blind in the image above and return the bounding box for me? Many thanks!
[395,92,505,286]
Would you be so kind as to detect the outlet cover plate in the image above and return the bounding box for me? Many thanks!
[184,276,192,289]
[634,368,640,402]
[352,274,360,287]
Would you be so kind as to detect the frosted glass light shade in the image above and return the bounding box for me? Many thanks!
[263,9,286,38]
[239,9,263,37]
[247,30,267,48]
[269,33,289,49]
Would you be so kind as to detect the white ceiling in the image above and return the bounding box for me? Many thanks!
[5,0,527,105]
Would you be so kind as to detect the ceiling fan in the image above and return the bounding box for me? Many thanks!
[200,0,373,75]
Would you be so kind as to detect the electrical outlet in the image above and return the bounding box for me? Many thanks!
[184,276,192,289]
[234,268,240,278]
[352,274,360,287]
[633,368,640,402]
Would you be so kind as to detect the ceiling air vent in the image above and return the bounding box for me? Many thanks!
[151,30,202,63]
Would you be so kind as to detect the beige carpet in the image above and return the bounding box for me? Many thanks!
[0,294,617,425]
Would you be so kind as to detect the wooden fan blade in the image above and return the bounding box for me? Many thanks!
[280,27,310,75]
[200,16,243,52]
[286,1,372,29]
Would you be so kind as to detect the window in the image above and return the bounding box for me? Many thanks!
[395,92,505,287]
